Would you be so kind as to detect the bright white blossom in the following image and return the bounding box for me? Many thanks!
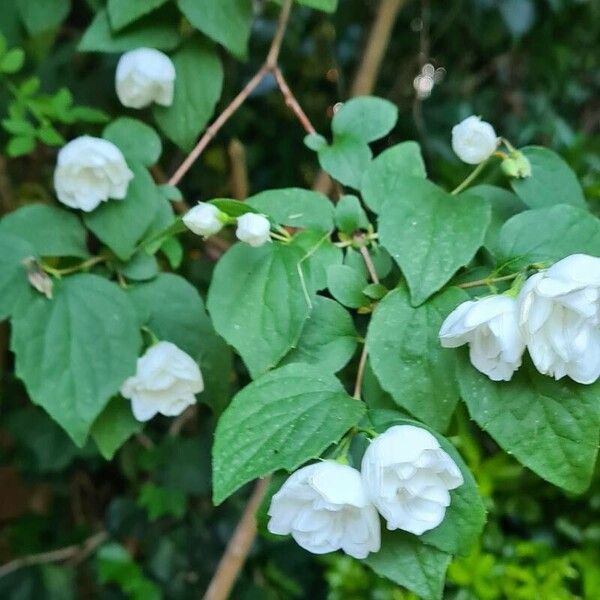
[518,254,600,384]
[439,295,525,381]
[115,48,176,109]
[268,461,381,559]
[236,213,271,247]
[361,425,463,535]
[120,341,204,422]
[53,136,133,212]
[183,203,224,237]
[451,115,498,164]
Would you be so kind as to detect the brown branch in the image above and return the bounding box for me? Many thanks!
[202,478,270,600]
[0,531,108,579]
[228,139,250,200]
[273,68,316,135]
[312,0,409,195]
[359,244,380,285]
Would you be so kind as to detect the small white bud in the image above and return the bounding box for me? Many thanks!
[183,203,224,237]
[451,116,498,164]
[235,213,271,247]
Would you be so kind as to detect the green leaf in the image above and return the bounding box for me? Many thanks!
[37,124,64,146]
[120,251,159,281]
[2,117,35,136]
[296,0,338,11]
[361,141,426,213]
[177,0,253,58]
[83,163,162,261]
[16,0,70,34]
[103,118,162,167]
[128,273,209,357]
[91,397,142,460]
[0,47,25,73]
[334,194,369,234]
[79,9,180,53]
[510,146,586,209]
[247,188,334,231]
[367,287,468,431]
[317,134,371,189]
[107,0,169,31]
[0,232,36,320]
[0,204,89,258]
[212,363,365,503]
[290,229,342,292]
[469,184,525,256]
[282,296,357,373]
[207,242,312,378]
[210,198,259,217]
[332,96,398,143]
[458,353,600,493]
[364,532,450,600]
[379,178,491,305]
[138,483,187,520]
[369,409,486,556]
[345,246,393,282]
[153,37,223,151]
[304,132,327,151]
[6,135,35,156]
[498,204,600,267]
[11,274,141,445]
[326,264,369,309]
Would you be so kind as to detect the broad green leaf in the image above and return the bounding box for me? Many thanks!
[120,251,158,281]
[369,409,487,556]
[177,0,253,58]
[334,194,369,234]
[0,232,36,320]
[317,134,371,189]
[282,296,357,373]
[247,188,334,231]
[16,0,70,34]
[364,532,451,600]
[296,0,337,11]
[103,118,162,167]
[345,246,393,282]
[367,287,468,431]
[0,204,88,258]
[83,163,162,261]
[290,229,342,292]
[78,9,180,53]
[332,96,398,142]
[498,204,600,267]
[207,242,312,378]
[458,353,600,493]
[210,198,258,217]
[212,363,365,503]
[469,184,525,257]
[510,146,586,209]
[11,274,141,445]
[326,264,369,309]
[107,0,169,31]
[91,397,142,460]
[361,142,427,213]
[379,178,491,305]
[153,38,223,151]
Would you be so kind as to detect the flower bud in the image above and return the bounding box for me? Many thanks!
[451,115,498,164]
[115,48,176,109]
[53,136,134,212]
[235,213,271,247]
[183,203,224,237]
[501,150,532,178]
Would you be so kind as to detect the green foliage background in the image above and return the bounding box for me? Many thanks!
[0,0,599,598]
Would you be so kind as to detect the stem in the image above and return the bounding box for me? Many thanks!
[202,478,270,600]
[457,273,519,290]
[272,67,316,134]
[353,344,369,400]
[451,159,489,195]
[43,255,106,277]
[358,244,380,285]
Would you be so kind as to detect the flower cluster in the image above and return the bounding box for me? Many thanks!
[267,425,463,559]
[440,254,600,384]
[183,202,272,247]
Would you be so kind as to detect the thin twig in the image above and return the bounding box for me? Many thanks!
[457,273,518,289]
[353,344,369,400]
[272,68,316,134]
[202,478,270,600]
[359,245,380,285]
[228,139,249,200]
[0,531,108,579]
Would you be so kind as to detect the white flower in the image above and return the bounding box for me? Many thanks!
[183,203,224,237]
[115,48,176,109]
[236,213,271,247]
[439,295,525,381]
[451,116,498,164]
[361,425,463,535]
[518,254,600,384]
[120,341,204,422]
[53,136,134,212]
[267,461,380,559]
